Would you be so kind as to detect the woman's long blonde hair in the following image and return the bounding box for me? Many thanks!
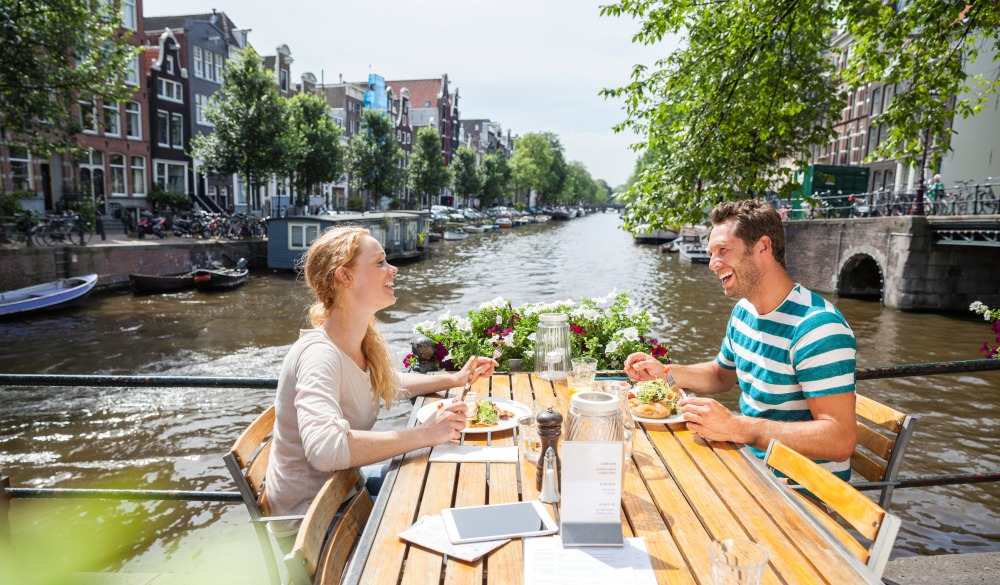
[302,225,399,408]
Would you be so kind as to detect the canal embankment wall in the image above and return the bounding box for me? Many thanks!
[0,239,268,291]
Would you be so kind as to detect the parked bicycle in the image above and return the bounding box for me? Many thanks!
[33,214,92,246]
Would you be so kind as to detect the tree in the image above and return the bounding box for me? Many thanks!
[450,147,481,208]
[593,178,614,204]
[480,152,512,209]
[602,1,1000,229]
[0,0,139,153]
[540,132,568,203]
[511,133,555,204]
[561,161,597,204]
[286,93,344,207]
[408,126,450,208]
[191,48,293,212]
[347,109,403,210]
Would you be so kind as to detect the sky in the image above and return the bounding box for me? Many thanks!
[142,0,677,188]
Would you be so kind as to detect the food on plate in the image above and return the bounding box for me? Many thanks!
[435,398,516,427]
[628,379,681,419]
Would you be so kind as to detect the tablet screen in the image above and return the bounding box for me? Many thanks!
[443,501,556,542]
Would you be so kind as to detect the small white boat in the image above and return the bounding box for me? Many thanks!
[513,217,531,227]
[0,273,98,317]
[463,225,488,234]
[442,228,469,240]
[633,224,679,244]
[533,215,551,223]
[677,235,710,263]
[494,218,512,229]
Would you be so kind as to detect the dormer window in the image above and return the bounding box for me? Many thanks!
[166,56,174,74]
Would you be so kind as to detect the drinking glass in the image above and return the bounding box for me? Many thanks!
[571,356,598,375]
[602,381,635,466]
[517,416,541,463]
[707,538,769,585]
[566,371,595,396]
[533,394,567,433]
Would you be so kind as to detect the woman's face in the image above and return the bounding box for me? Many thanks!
[344,236,398,311]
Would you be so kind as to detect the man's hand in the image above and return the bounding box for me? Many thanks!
[624,352,667,381]
[678,395,740,443]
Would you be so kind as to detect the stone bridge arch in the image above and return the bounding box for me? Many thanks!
[836,247,885,301]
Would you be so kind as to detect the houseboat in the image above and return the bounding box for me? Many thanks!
[266,211,432,270]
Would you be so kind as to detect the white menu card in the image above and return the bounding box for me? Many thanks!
[559,441,624,547]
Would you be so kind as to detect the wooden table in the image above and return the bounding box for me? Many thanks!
[342,373,881,585]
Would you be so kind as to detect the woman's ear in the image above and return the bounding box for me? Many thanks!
[335,266,353,287]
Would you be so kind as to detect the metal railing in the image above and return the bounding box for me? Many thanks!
[2,359,1000,536]
[776,178,1000,220]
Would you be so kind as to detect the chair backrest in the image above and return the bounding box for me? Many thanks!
[285,468,372,585]
[223,404,281,585]
[852,393,918,510]
[765,438,901,579]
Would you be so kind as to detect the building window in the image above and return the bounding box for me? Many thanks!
[125,101,141,139]
[215,54,224,83]
[166,55,174,75]
[280,69,288,92]
[79,100,98,133]
[194,46,204,78]
[125,55,139,86]
[79,150,105,199]
[103,102,120,136]
[195,94,213,126]
[205,50,216,82]
[870,88,881,116]
[170,113,184,148]
[9,147,32,192]
[109,154,127,195]
[873,171,882,190]
[884,169,894,190]
[156,110,170,147]
[121,0,136,30]
[155,161,187,193]
[156,79,183,102]
[131,156,147,195]
[289,223,320,249]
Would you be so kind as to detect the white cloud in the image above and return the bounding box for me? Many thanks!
[143,0,675,186]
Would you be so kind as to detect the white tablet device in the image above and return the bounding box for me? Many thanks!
[441,500,558,544]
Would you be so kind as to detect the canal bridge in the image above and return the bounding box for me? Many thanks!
[784,215,1000,310]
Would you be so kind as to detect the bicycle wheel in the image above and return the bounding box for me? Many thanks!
[953,196,973,215]
[977,188,998,215]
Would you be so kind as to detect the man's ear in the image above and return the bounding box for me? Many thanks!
[757,235,772,256]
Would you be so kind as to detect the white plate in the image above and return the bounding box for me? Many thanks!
[629,387,686,424]
[417,398,530,434]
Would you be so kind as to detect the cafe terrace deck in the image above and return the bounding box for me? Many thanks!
[342,372,881,585]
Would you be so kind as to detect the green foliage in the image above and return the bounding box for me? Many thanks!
[286,93,344,204]
[408,126,450,202]
[191,48,293,210]
[602,0,1000,231]
[450,147,481,206]
[1,190,33,216]
[561,161,598,204]
[0,0,140,154]
[413,291,670,371]
[147,183,191,213]
[479,152,512,208]
[511,133,555,200]
[347,110,404,209]
[64,197,96,230]
[347,195,364,212]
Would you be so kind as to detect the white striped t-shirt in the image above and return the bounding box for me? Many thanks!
[716,284,856,479]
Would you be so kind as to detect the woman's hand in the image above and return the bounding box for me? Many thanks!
[421,400,469,445]
[624,352,667,381]
[454,354,500,386]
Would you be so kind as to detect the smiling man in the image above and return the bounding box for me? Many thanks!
[625,199,857,479]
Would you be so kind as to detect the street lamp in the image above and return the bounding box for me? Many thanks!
[911,91,939,216]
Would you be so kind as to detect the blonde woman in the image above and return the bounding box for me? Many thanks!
[265,225,496,543]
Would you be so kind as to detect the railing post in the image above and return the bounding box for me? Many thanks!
[1,471,11,549]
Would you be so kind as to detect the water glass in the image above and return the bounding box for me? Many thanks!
[566,371,595,396]
[517,416,541,463]
[571,356,598,375]
[708,538,769,585]
[602,381,635,465]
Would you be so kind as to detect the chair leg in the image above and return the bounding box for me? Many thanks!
[254,521,283,585]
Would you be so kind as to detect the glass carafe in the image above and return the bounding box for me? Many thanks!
[565,391,623,443]
[533,313,571,380]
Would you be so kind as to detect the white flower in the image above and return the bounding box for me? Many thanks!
[495,314,503,325]
[618,327,640,342]
[443,352,453,362]
[479,297,508,310]
[527,332,536,342]
[970,301,985,312]
[582,308,600,321]
[488,335,500,345]
[986,313,993,322]
[456,317,471,331]
[605,340,620,354]
[503,336,516,348]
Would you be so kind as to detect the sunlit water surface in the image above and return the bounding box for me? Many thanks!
[1,212,998,574]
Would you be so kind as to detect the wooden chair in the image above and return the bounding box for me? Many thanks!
[284,468,372,585]
[224,404,301,585]
[765,438,901,579]
[851,394,918,510]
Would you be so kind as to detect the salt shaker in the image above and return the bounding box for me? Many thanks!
[539,447,560,503]
[535,405,563,490]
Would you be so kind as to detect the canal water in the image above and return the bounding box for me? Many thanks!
[1,211,998,574]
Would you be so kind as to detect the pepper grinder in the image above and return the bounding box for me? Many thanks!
[535,405,563,491]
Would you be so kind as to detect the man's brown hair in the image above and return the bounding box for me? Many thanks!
[710,199,786,268]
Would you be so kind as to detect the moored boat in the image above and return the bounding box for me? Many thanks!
[677,235,710,263]
[462,224,488,234]
[192,259,249,291]
[494,217,512,228]
[128,271,197,295]
[0,273,98,317]
[442,228,469,240]
[633,224,679,244]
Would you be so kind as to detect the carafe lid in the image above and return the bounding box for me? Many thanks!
[539,313,568,322]
[571,391,619,414]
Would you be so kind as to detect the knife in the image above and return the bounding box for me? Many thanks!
[459,355,478,402]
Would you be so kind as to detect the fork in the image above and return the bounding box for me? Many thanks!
[459,355,478,402]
